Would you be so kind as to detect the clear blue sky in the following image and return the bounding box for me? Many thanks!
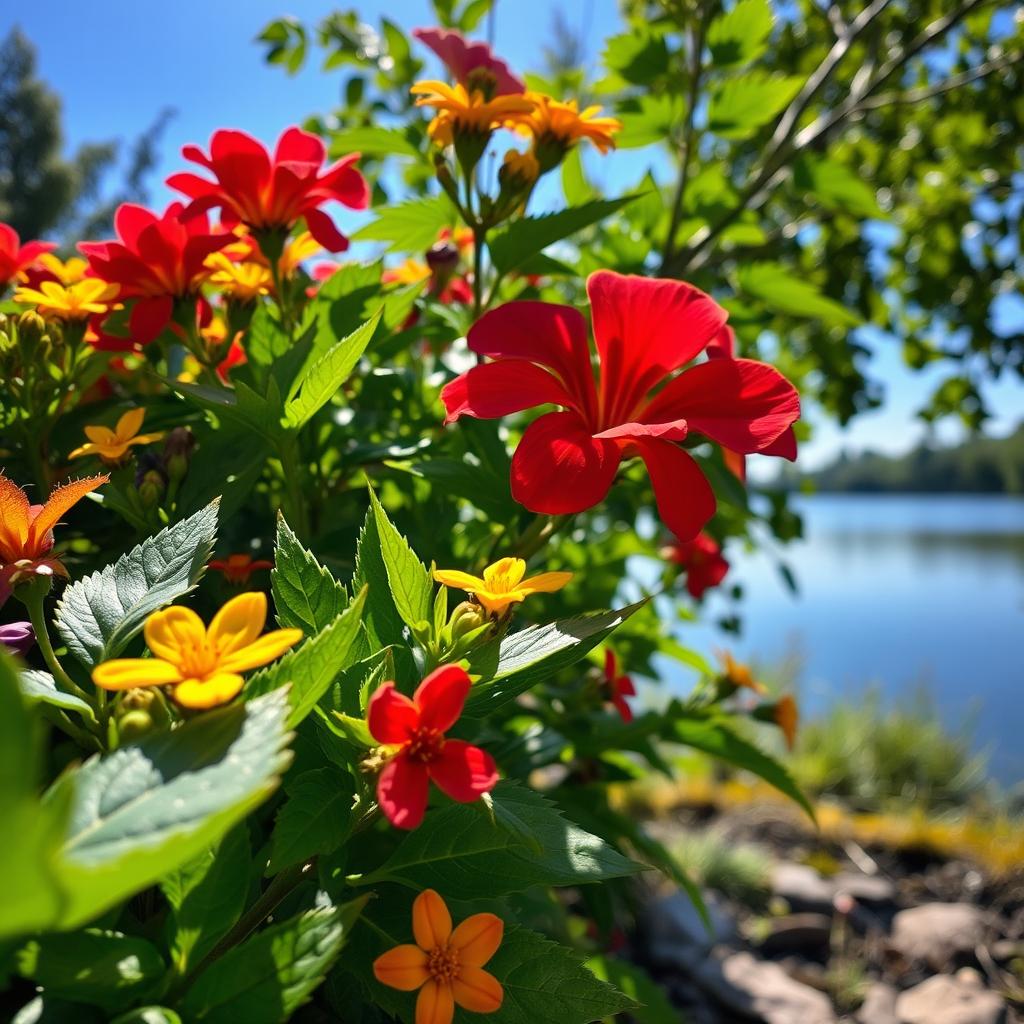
[8,0,1022,468]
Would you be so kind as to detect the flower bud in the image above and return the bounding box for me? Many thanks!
[138,468,166,508]
[448,600,488,642]
[162,427,196,484]
[117,709,156,743]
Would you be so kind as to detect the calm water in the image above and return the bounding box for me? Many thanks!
[659,494,1024,783]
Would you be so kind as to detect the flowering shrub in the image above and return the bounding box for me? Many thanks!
[0,2,1013,1020]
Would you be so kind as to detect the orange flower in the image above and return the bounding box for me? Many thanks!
[718,651,766,695]
[0,473,108,598]
[773,694,799,750]
[69,409,165,463]
[411,80,534,147]
[209,553,274,584]
[373,889,503,1024]
[517,93,621,171]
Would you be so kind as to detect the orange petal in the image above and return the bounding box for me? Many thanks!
[93,658,182,691]
[173,672,244,709]
[415,979,455,1024]
[373,944,429,992]
[452,966,503,1014]
[28,475,108,550]
[518,571,573,596]
[84,425,117,445]
[144,605,206,662]
[115,407,146,440]
[413,890,452,950]
[208,592,267,656]
[450,913,503,967]
[0,475,31,552]
[217,628,302,673]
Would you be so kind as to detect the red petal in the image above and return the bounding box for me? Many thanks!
[304,208,350,253]
[593,420,688,441]
[467,301,597,421]
[115,203,158,249]
[441,360,574,424]
[166,172,219,201]
[378,755,430,830]
[642,358,800,454]
[274,126,325,165]
[634,439,716,542]
[412,27,525,95]
[428,740,498,802]
[414,665,471,733]
[706,324,736,359]
[129,296,174,344]
[318,154,370,209]
[367,681,420,744]
[687,551,730,599]
[587,270,728,423]
[762,425,798,461]
[510,411,621,515]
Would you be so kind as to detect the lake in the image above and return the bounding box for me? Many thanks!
[658,494,1024,784]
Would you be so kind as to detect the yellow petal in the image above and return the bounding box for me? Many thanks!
[93,658,182,691]
[413,890,452,950]
[217,628,302,673]
[450,913,503,968]
[208,592,267,657]
[144,605,207,662]
[115,408,146,440]
[125,431,166,448]
[483,557,526,589]
[432,569,485,593]
[452,966,503,1014]
[173,672,244,709]
[473,591,516,617]
[518,571,573,596]
[84,425,117,446]
[68,443,98,460]
[415,979,455,1024]
[373,944,429,992]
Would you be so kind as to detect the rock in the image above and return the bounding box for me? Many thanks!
[758,913,832,957]
[896,972,1006,1024]
[771,863,836,914]
[832,871,897,905]
[694,950,837,1023]
[857,981,899,1024]
[644,890,737,967]
[891,903,986,967]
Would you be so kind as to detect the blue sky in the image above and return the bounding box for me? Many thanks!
[8,0,1022,469]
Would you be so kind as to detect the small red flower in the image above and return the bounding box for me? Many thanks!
[413,27,524,96]
[79,203,228,344]
[666,532,730,599]
[209,553,274,584]
[442,270,800,540]
[368,665,498,830]
[603,649,636,723]
[167,127,369,253]
[0,223,55,289]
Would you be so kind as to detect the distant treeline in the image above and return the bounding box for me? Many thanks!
[781,423,1024,494]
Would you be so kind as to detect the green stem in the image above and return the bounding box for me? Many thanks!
[511,513,575,562]
[471,225,486,322]
[277,434,311,541]
[23,589,95,709]
[39,703,102,752]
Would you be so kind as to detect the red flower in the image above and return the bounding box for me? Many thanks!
[441,270,800,540]
[413,27,524,96]
[167,127,369,253]
[368,665,498,830]
[666,532,730,599]
[603,650,636,723]
[0,223,55,289]
[209,553,274,584]
[79,203,228,344]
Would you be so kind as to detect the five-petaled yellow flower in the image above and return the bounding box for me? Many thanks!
[14,277,120,322]
[373,889,503,1024]
[433,557,572,618]
[411,80,534,147]
[204,251,272,302]
[93,592,302,709]
[69,408,165,463]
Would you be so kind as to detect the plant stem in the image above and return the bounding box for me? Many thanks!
[511,513,575,562]
[277,434,311,541]
[23,589,95,709]
[471,225,486,321]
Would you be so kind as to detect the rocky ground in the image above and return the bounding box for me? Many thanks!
[631,801,1024,1023]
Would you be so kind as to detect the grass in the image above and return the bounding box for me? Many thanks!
[669,829,772,911]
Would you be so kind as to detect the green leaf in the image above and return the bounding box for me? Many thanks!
[55,690,293,930]
[181,898,368,1023]
[267,766,354,874]
[15,930,165,1013]
[161,826,252,975]
[271,515,349,635]
[708,0,773,68]
[794,153,883,219]
[584,955,677,1024]
[174,427,269,520]
[245,587,368,728]
[110,1009,182,1024]
[54,500,219,669]
[358,782,643,897]
[18,669,96,723]
[738,261,862,327]
[367,485,433,635]
[352,195,454,253]
[603,29,670,85]
[466,600,647,714]
[615,93,681,149]
[284,310,381,429]
[560,147,592,205]
[708,71,802,139]
[329,126,423,159]
[488,196,639,276]
[673,712,815,820]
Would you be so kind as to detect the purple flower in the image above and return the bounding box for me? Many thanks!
[0,622,34,656]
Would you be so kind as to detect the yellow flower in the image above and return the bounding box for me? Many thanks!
[14,277,120,322]
[278,230,322,276]
[411,80,534,147]
[433,557,572,617]
[383,258,432,286]
[373,889,503,1024]
[32,253,90,285]
[500,148,540,186]
[204,252,272,302]
[518,93,621,165]
[68,408,165,463]
[92,592,302,709]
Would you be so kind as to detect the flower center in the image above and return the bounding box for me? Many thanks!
[427,944,461,984]
[404,727,445,764]
[177,639,220,679]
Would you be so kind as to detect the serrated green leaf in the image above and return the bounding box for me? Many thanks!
[181,898,367,1023]
[603,28,670,85]
[352,195,454,253]
[271,515,349,635]
[708,0,773,68]
[329,126,423,159]
[267,767,354,874]
[738,261,862,327]
[18,669,96,723]
[54,501,218,669]
[708,71,802,139]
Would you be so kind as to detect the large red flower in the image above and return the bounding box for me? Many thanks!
[413,27,525,96]
[442,271,800,540]
[0,223,55,289]
[666,531,730,599]
[167,127,369,253]
[79,203,228,344]
[368,665,498,830]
